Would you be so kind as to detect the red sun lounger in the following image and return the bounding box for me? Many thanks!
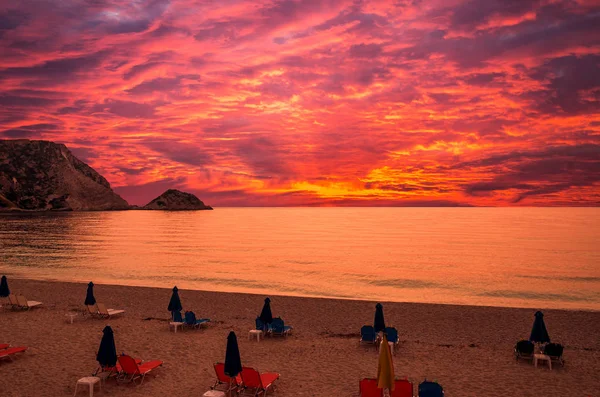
[117,354,163,385]
[241,366,280,397]
[212,362,243,393]
[0,346,28,361]
[360,378,382,397]
[391,379,414,397]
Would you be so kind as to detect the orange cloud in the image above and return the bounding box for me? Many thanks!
[0,0,599,206]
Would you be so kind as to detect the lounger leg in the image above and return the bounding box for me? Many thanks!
[73,383,78,396]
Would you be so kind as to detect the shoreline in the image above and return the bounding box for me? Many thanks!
[1,278,599,396]
[5,275,599,313]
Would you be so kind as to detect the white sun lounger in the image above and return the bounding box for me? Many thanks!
[16,295,42,310]
[97,302,125,318]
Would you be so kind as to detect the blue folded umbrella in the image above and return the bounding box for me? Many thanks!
[0,275,9,298]
[168,286,183,315]
[529,311,550,343]
[97,326,117,368]
[224,331,242,378]
[85,282,96,306]
[374,303,386,333]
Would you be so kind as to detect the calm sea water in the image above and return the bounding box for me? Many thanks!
[0,208,598,310]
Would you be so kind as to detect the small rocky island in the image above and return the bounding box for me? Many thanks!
[143,189,213,210]
[0,139,212,211]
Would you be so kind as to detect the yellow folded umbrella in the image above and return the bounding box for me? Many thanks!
[377,333,395,391]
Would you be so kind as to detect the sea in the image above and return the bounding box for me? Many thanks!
[0,208,598,311]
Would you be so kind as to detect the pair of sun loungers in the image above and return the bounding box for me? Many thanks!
[86,303,125,318]
[171,310,211,329]
[96,354,163,385]
[212,362,280,397]
[7,294,42,310]
[255,317,293,337]
[360,379,444,397]
[514,340,565,366]
[0,343,28,362]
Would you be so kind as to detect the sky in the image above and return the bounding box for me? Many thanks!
[0,0,599,206]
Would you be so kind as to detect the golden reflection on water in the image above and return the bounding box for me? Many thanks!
[0,208,598,310]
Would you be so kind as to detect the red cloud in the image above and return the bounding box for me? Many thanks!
[0,0,599,206]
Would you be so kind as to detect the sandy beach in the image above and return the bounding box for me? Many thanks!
[1,278,599,397]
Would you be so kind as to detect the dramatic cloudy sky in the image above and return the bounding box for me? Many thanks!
[1,0,599,206]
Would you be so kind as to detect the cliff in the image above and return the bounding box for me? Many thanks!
[0,139,129,211]
[144,189,213,210]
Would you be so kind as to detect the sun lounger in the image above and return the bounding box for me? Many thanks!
[271,317,292,337]
[212,362,243,393]
[117,354,162,385]
[183,311,210,329]
[96,357,142,377]
[359,378,382,397]
[385,327,399,344]
[418,380,444,397]
[543,343,565,366]
[391,379,413,397]
[96,303,124,318]
[240,366,279,397]
[7,294,19,309]
[256,317,272,334]
[514,339,534,361]
[0,346,27,361]
[86,304,101,317]
[360,325,377,345]
[0,343,10,350]
[16,295,42,310]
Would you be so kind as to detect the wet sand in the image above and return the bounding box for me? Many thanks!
[1,279,599,396]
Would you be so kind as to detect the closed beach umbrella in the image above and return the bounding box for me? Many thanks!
[529,311,550,343]
[224,331,242,396]
[168,286,183,312]
[374,303,386,333]
[377,333,395,392]
[96,326,117,368]
[85,282,96,306]
[0,276,9,298]
[259,297,273,324]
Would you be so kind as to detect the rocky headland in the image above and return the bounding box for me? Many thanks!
[0,140,212,211]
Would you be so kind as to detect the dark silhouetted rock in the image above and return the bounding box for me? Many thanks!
[0,139,129,211]
[144,189,213,210]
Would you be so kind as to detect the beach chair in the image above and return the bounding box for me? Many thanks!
[514,340,534,361]
[384,327,399,354]
[16,295,42,310]
[96,303,124,318]
[0,346,27,362]
[256,317,272,334]
[212,362,243,393]
[390,378,413,397]
[360,325,377,345]
[240,367,279,397]
[0,343,10,349]
[183,311,210,329]
[418,381,444,397]
[86,304,100,317]
[96,357,142,378]
[543,343,565,366]
[117,354,162,385]
[359,378,382,397]
[7,294,19,309]
[271,317,292,337]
